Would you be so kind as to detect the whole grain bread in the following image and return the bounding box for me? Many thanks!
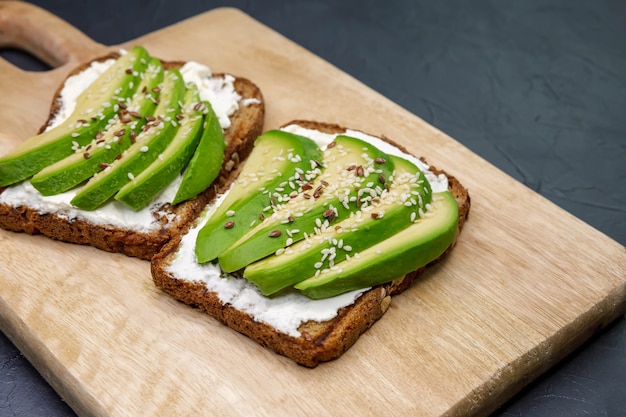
[0,52,265,260]
[151,120,470,367]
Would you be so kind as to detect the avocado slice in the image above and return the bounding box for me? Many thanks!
[243,155,433,295]
[30,57,164,196]
[216,135,395,273]
[171,99,225,205]
[0,46,149,186]
[70,68,186,210]
[194,129,324,264]
[114,84,205,210]
[294,190,459,299]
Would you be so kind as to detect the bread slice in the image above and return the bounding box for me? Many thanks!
[151,120,471,367]
[0,52,265,260]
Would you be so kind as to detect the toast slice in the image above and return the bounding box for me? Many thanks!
[151,120,470,367]
[0,51,264,260]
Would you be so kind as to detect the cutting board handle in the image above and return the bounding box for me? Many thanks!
[0,1,108,71]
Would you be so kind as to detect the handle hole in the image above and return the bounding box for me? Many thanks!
[0,48,52,71]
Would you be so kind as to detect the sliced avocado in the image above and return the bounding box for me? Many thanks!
[114,85,205,210]
[30,57,164,195]
[0,46,149,186]
[243,155,433,295]
[171,99,225,205]
[295,190,459,299]
[194,130,323,264]
[217,135,394,273]
[70,69,186,210]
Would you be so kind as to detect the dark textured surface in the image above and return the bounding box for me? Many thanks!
[1,1,625,416]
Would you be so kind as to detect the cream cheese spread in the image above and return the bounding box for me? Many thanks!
[281,124,449,193]
[166,124,450,337]
[1,51,450,336]
[166,191,369,338]
[0,57,243,232]
[47,59,117,129]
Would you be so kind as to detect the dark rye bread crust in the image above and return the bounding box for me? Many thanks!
[151,120,471,367]
[0,52,265,260]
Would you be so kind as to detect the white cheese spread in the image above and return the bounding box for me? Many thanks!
[166,191,369,338]
[165,124,449,337]
[0,57,242,232]
[1,51,450,336]
[281,124,449,193]
[47,59,117,129]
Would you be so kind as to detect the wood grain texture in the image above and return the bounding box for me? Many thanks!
[0,4,625,417]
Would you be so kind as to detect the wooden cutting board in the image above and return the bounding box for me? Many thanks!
[1,3,624,416]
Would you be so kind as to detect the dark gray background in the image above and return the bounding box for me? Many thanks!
[1,1,625,416]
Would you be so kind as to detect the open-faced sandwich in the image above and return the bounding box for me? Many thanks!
[0,46,264,259]
[0,45,469,367]
[151,120,470,367]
